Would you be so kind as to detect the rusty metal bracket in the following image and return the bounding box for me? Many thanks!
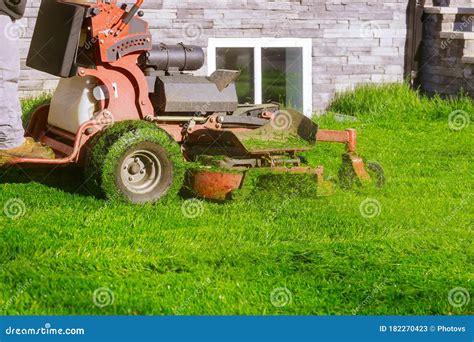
[317,128,373,185]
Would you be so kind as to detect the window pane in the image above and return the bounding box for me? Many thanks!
[216,48,254,103]
[262,48,303,111]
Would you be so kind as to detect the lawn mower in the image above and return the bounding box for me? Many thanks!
[4,0,381,203]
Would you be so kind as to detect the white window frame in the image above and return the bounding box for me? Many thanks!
[207,38,313,117]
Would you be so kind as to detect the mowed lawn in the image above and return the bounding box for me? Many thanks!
[0,84,472,315]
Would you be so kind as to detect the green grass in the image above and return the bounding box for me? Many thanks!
[21,93,51,126]
[1,83,472,315]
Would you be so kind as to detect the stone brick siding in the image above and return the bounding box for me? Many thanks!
[431,0,474,5]
[18,0,410,112]
[420,2,474,97]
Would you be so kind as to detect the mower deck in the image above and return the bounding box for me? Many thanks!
[188,166,335,201]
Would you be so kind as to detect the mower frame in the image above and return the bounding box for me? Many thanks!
[6,0,377,202]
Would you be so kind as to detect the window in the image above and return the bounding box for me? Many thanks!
[216,48,255,103]
[208,38,313,116]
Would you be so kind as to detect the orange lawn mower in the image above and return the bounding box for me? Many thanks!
[4,0,383,204]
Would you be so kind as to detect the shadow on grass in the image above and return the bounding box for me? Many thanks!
[0,166,92,198]
[1,167,213,203]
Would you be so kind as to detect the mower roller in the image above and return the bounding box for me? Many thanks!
[3,0,382,204]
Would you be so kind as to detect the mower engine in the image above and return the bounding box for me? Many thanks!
[139,44,239,115]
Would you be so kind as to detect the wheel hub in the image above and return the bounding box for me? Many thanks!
[128,162,141,175]
[120,150,162,194]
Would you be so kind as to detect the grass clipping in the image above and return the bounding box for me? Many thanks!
[232,169,319,201]
[241,134,312,152]
[191,155,321,200]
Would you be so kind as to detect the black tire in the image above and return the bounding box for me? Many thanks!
[338,156,385,190]
[338,154,357,190]
[367,161,385,188]
[84,121,185,204]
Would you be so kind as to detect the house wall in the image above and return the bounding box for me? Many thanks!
[430,0,474,5]
[18,0,410,113]
[420,3,474,97]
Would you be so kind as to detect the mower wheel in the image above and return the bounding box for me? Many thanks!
[367,161,385,188]
[338,157,357,190]
[84,121,185,204]
[338,158,385,190]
